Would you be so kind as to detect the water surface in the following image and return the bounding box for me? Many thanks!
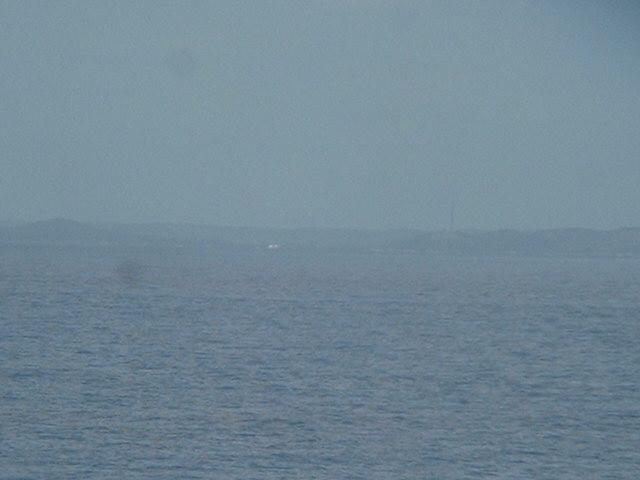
[2,246,639,478]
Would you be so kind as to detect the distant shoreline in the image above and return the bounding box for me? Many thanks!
[1,218,639,257]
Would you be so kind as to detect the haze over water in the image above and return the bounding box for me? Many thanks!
[2,2,639,477]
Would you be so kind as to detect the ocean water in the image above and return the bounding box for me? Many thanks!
[1,245,639,479]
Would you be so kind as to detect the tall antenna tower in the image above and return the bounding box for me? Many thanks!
[448,200,455,233]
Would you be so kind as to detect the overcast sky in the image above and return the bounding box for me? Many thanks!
[2,1,639,230]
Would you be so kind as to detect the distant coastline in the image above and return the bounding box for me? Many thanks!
[1,218,639,257]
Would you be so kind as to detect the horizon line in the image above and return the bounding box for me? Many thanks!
[2,217,639,233]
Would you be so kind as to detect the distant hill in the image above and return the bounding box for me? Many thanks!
[0,218,416,251]
[0,218,102,244]
[387,228,640,256]
[1,219,639,256]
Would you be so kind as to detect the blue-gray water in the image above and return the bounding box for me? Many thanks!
[2,246,639,479]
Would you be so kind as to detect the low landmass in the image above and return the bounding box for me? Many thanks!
[1,218,639,257]
[386,228,640,257]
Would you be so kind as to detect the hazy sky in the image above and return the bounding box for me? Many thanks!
[2,1,639,230]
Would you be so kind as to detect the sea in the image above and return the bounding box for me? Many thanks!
[1,244,639,479]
